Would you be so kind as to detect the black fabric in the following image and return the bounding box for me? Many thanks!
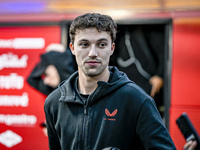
[27,49,76,95]
[44,66,176,150]
[73,77,88,104]
[110,25,165,111]
[110,25,164,93]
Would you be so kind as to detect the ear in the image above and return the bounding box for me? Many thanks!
[70,43,75,55]
[110,43,115,56]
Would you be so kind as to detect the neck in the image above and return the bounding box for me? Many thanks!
[78,68,110,95]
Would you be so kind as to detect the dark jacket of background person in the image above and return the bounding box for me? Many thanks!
[44,67,176,150]
[110,25,165,110]
[27,50,76,95]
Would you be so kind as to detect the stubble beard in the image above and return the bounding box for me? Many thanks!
[79,57,109,77]
[82,65,106,77]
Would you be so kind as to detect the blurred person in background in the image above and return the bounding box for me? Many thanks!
[110,25,164,116]
[27,43,76,136]
[27,43,76,95]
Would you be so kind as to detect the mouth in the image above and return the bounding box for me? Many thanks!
[86,60,100,66]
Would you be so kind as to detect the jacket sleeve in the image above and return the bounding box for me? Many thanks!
[44,92,61,150]
[136,98,176,150]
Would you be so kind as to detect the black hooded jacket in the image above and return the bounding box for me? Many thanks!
[44,67,176,150]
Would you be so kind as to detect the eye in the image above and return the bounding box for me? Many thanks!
[79,42,89,48]
[98,42,107,48]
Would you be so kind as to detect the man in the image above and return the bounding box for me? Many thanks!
[44,13,176,150]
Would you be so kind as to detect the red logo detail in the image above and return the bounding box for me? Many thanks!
[105,109,118,117]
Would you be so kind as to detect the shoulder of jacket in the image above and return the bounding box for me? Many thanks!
[45,88,61,106]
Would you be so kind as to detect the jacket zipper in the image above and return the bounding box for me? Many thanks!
[80,87,99,149]
[81,105,88,149]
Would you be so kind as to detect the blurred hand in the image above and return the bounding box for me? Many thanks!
[43,127,48,137]
[149,75,163,98]
[43,65,60,88]
[184,140,197,150]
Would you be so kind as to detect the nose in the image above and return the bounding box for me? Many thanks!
[88,45,97,57]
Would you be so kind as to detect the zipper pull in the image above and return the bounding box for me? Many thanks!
[84,106,88,115]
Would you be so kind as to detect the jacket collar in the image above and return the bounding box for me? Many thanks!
[58,66,132,104]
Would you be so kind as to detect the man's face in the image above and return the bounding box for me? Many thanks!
[70,28,115,77]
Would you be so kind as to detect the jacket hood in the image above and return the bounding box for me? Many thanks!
[58,66,133,104]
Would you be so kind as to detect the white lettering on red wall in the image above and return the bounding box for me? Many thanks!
[0,53,28,70]
[0,93,29,107]
[0,38,45,49]
[0,73,24,89]
[0,26,61,149]
[0,114,37,126]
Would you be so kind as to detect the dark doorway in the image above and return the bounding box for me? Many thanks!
[109,19,172,128]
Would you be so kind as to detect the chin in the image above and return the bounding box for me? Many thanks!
[86,72,100,77]
[82,66,105,77]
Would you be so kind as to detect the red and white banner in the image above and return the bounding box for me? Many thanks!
[0,25,61,150]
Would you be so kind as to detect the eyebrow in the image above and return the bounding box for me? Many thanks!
[97,38,109,42]
[78,38,109,42]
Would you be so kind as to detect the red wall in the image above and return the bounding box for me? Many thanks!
[0,25,61,149]
[169,18,200,149]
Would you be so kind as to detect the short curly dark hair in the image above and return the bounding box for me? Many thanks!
[69,13,117,44]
